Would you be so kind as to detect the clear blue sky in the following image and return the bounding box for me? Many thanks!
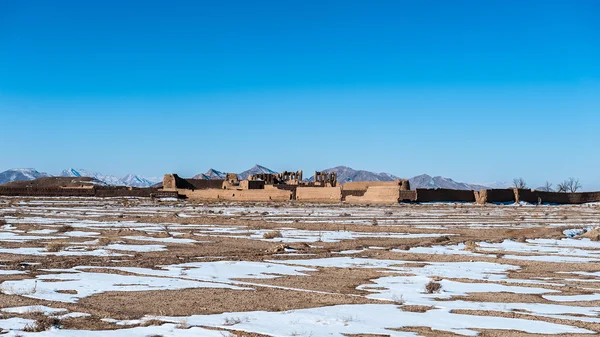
[1,0,599,188]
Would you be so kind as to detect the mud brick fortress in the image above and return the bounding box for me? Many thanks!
[162,170,600,205]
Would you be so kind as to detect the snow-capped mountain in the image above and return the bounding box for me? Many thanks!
[481,181,512,189]
[60,168,160,187]
[61,168,124,186]
[238,165,278,180]
[408,174,488,190]
[304,167,489,190]
[121,174,158,188]
[0,168,52,185]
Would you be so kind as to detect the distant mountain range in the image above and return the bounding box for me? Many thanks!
[309,166,489,190]
[0,168,160,187]
[306,166,399,183]
[188,165,496,190]
[0,165,530,190]
[0,168,52,185]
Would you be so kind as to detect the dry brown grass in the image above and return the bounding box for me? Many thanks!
[97,237,118,246]
[45,242,66,252]
[583,229,600,241]
[263,230,282,239]
[425,281,442,294]
[464,241,479,251]
[23,316,61,332]
[56,225,74,233]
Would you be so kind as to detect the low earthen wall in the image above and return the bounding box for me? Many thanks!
[415,189,475,202]
[343,181,399,190]
[182,188,292,202]
[345,186,401,204]
[535,191,600,204]
[0,187,158,198]
[296,187,342,203]
[483,189,516,204]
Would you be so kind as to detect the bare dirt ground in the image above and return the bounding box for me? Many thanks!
[1,196,600,336]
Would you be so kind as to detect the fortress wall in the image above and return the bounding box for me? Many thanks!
[536,191,600,204]
[483,189,516,203]
[399,190,418,202]
[515,189,538,203]
[0,187,95,197]
[0,187,158,198]
[342,189,367,200]
[162,174,223,191]
[296,187,342,203]
[415,189,475,202]
[343,181,400,190]
[345,186,400,204]
[183,189,292,202]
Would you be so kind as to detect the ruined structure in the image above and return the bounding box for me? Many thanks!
[313,171,337,187]
[2,171,600,205]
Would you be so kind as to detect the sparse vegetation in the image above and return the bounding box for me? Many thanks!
[512,178,527,189]
[557,177,582,193]
[56,224,74,233]
[223,317,242,326]
[263,230,282,239]
[23,316,61,332]
[46,242,66,252]
[425,281,442,294]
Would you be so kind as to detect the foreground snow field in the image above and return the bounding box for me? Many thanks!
[1,197,600,336]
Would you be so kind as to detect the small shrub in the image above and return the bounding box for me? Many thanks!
[46,242,66,252]
[263,230,282,239]
[223,317,242,326]
[56,225,74,233]
[372,218,378,226]
[434,236,450,243]
[23,317,61,332]
[0,219,6,226]
[425,281,442,294]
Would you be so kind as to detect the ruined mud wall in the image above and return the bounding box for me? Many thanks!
[534,191,600,204]
[182,188,292,202]
[415,189,475,203]
[342,189,367,200]
[0,187,158,198]
[296,187,342,203]
[163,174,224,191]
[0,187,95,197]
[343,181,399,190]
[345,186,402,205]
[479,189,516,204]
[400,190,417,202]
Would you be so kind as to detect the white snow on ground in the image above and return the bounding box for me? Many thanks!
[0,247,124,257]
[269,257,519,281]
[1,305,67,315]
[122,236,199,244]
[3,324,228,337]
[105,243,167,252]
[403,239,600,262]
[153,304,593,336]
[106,260,316,283]
[192,226,451,243]
[0,318,36,333]
[65,231,100,237]
[0,269,248,303]
[0,232,68,242]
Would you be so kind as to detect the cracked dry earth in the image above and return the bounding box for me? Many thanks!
[1,197,600,336]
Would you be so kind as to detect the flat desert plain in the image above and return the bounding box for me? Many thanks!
[1,196,600,336]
